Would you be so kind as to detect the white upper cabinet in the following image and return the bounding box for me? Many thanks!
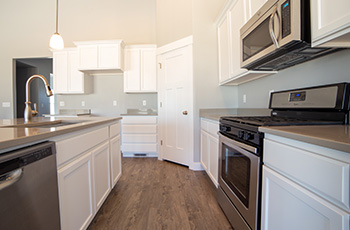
[245,0,268,19]
[216,0,276,86]
[311,0,350,47]
[124,45,157,93]
[53,48,91,94]
[74,40,125,74]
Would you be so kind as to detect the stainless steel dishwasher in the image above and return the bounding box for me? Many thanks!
[0,141,60,230]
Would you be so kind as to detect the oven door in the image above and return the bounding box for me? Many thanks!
[240,0,301,69]
[218,132,260,229]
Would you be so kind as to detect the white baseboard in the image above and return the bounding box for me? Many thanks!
[189,162,204,171]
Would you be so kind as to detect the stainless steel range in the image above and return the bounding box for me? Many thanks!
[217,82,350,230]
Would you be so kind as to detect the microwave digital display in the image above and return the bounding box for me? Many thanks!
[281,0,291,38]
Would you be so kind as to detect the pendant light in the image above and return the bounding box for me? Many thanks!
[49,0,64,50]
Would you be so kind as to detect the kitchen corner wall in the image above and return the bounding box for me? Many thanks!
[237,49,350,108]
[1,0,157,119]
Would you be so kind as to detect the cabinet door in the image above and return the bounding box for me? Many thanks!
[262,166,349,230]
[79,45,98,69]
[124,49,141,92]
[245,0,267,19]
[99,44,120,69]
[58,152,94,230]
[110,135,121,187]
[229,0,250,77]
[311,0,350,47]
[208,134,219,186]
[92,142,111,212]
[200,131,209,171]
[141,48,157,91]
[218,14,231,83]
[53,51,68,93]
[67,50,84,93]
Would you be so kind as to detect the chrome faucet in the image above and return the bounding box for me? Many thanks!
[24,74,53,122]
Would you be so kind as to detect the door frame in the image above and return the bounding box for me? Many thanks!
[157,36,195,169]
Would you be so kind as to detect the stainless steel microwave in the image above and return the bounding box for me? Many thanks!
[240,0,340,71]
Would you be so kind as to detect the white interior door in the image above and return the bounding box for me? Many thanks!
[158,43,193,166]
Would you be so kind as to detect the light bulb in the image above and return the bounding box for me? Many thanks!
[49,33,64,50]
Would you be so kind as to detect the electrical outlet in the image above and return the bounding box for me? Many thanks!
[59,101,65,107]
[143,100,147,106]
[2,102,10,107]
[113,100,117,106]
[243,94,247,103]
[81,101,85,106]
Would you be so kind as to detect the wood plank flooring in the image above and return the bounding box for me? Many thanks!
[88,157,232,230]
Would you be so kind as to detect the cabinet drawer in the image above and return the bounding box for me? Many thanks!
[57,127,109,167]
[109,122,121,138]
[264,138,350,211]
[201,118,219,137]
[122,116,157,124]
[122,125,157,134]
[122,134,157,143]
[122,144,157,153]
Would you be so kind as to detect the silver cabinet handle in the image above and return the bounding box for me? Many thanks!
[183,111,188,115]
[0,169,23,191]
[269,5,280,49]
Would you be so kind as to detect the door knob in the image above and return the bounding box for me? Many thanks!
[182,111,188,115]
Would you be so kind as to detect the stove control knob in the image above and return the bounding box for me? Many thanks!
[221,126,231,132]
[243,132,254,141]
[238,131,244,139]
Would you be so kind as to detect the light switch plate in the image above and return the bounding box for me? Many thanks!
[2,102,10,107]
[113,100,117,106]
[143,100,147,106]
[59,101,65,107]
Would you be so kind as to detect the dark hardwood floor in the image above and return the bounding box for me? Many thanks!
[88,157,232,230]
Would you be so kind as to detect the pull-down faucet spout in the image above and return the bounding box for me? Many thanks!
[24,74,53,122]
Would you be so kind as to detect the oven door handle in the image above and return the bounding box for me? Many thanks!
[218,132,258,154]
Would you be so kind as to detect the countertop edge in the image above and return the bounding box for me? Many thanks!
[0,117,121,152]
[259,126,350,153]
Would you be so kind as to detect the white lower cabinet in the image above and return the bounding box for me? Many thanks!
[200,118,219,187]
[56,121,121,230]
[58,152,94,230]
[92,142,111,211]
[262,134,350,230]
[262,167,349,230]
[110,135,121,187]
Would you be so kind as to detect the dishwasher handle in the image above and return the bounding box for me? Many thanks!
[0,168,23,191]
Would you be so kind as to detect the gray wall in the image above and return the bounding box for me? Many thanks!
[0,0,157,119]
[56,75,157,117]
[237,49,350,108]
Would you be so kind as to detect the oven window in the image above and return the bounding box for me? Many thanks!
[242,17,273,61]
[221,143,251,207]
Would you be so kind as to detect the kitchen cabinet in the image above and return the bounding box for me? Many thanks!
[52,48,92,94]
[74,40,125,74]
[56,121,121,230]
[245,0,267,19]
[121,116,158,157]
[261,134,350,230]
[200,118,219,187]
[92,142,111,212]
[311,0,350,47]
[124,45,157,93]
[216,0,276,85]
[110,122,121,187]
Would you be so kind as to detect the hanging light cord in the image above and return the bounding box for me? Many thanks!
[55,0,59,33]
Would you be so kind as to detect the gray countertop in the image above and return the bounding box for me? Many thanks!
[0,117,121,152]
[260,125,350,153]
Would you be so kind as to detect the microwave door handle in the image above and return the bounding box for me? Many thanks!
[269,5,279,48]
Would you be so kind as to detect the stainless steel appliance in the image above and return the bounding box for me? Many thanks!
[218,82,350,230]
[240,0,341,71]
[0,141,60,230]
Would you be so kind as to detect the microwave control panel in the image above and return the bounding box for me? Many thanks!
[281,0,291,38]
